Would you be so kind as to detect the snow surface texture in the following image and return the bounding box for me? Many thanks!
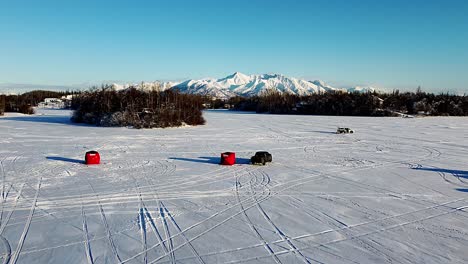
[0,109,467,264]
[110,73,376,99]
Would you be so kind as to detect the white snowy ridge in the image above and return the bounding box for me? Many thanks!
[110,72,377,99]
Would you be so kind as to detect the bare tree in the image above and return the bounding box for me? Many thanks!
[0,95,5,115]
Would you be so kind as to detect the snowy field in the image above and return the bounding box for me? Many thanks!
[0,109,467,264]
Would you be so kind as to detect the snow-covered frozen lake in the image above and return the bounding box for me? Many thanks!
[0,109,467,264]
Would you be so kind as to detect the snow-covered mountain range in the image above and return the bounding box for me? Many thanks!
[9,72,372,99]
[110,82,176,92]
[171,72,376,98]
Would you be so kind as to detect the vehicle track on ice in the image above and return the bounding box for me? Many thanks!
[0,184,25,236]
[158,200,175,263]
[0,235,11,264]
[88,179,124,264]
[0,156,15,228]
[409,163,468,188]
[144,206,170,256]
[0,157,6,225]
[131,179,152,264]
[133,177,171,260]
[10,177,41,264]
[6,161,85,233]
[222,204,468,264]
[249,170,312,264]
[150,198,466,264]
[122,166,300,264]
[139,152,465,263]
[122,148,453,264]
[161,201,205,264]
[235,170,282,264]
[136,163,177,264]
[97,197,122,263]
[138,207,148,264]
[144,160,206,264]
[81,202,94,264]
[283,195,406,263]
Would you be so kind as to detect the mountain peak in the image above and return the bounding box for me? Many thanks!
[225,72,249,79]
[311,80,326,87]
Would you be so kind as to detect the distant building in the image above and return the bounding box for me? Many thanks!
[38,98,65,109]
[61,95,74,108]
[37,95,74,109]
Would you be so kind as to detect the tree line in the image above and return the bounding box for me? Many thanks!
[0,95,5,116]
[228,89,468,116]
[1,90,70,114]
[71,85,206,128]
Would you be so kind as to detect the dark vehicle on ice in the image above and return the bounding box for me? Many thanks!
[336,127,354,134]
[251,151,272,165]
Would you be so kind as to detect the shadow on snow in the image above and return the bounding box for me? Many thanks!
[1,115,91,126]
[412,167,468,179]
[46,156,84,164]
[310,130,338,134]
[169,156,251,165]
[203,109,257,115]
[412,166,468,193]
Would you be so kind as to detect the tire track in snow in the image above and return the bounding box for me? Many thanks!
[158,202,175,264]
[133,167,172,262]
[194,198,467,264]
[249,170,311,264]
[121,168,292,264]
[97,197,122,263]
[160,202,205,264]
[123,155,444,264]
[146,197,466,264]
[144,208,170,254]
[138,207,147,264]
[140,162,177,264]
[10,177,41,264]
[272,146,450,214]
[18,145,454,262]
[0,235,11,264]
[89,174,123,264]
[0,157,6,207]
[235,171,281,264]
[149,159,210,263]
[131,179,148,264]
[6,162,247,212]
[120,167,275,264]
[81,203,94,264]
[154,170,175,264]
[222,204,468,264]
[410,163,468,188]
[155,197,464,264]
[0,157,12,227]
[133,174,170,256]
[7,162,85,233]
[0,183,24,236]
[286,195,399,263]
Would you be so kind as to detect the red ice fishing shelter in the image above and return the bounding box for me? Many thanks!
[85,151,100,165]
[220,152,236,165]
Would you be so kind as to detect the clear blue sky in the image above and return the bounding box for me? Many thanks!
[1,0,467,92]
